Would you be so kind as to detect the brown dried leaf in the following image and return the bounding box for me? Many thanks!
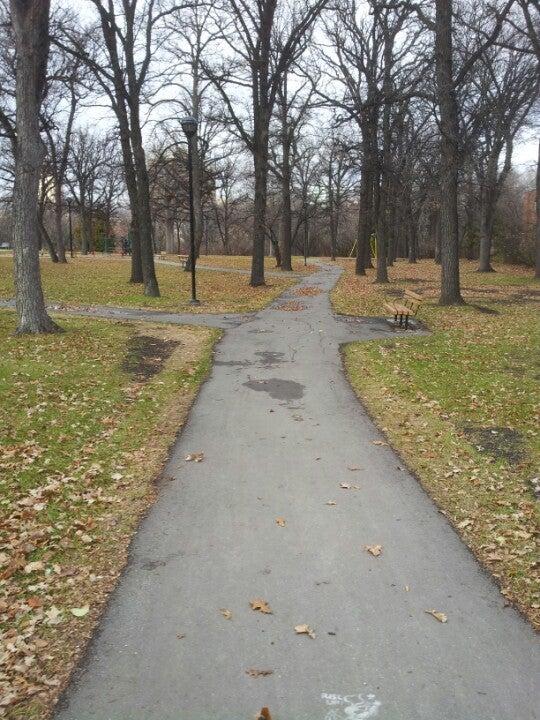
[372,440,387,446]
[294,623,315,639]
[275,517,286,527]
[365,544,383,557]
[219,608,232,620]
[425,609,448,623]
[250,598,272,614]
[326,500,336,506]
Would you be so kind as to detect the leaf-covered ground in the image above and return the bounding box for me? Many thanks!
[334,259,540,628]
[0,256,295,314]
[0,311,219,718]
[160,253,317,273]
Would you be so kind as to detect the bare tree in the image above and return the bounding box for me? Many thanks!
[57,1,167,295]
[469,45,537,271]
[41,52,85,263]
[273,73,314,270]
[203,0,328,286]
[9,0,59,333]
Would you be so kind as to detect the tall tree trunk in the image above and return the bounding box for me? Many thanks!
[80,205,91,255]
[329,204,338,261]
[39,219,58,263]
[478,190,496,272]
[535,139,540,279]
[53,185,67,263]
[10,0,59,333]
[117,117,143,282]
[356,119,376,275]
[251,121,268,287]
[279,78,293,271]
[131,119,159,296]
[280,143,293,271]
[165,209,176,253]
[435,0,463,304]
[408,205,418,263]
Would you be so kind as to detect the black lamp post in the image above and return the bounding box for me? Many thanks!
[181,114,200,305]
[67,199,74,258]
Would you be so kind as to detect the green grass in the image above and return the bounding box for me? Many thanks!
[0,310,220,718]
[337,259,540,628]
[0,255,295,314]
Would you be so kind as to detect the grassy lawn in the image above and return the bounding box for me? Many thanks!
[160,253,318,273]
[335,259,540,628]
[0,256,295,314]
[0,311,219,718]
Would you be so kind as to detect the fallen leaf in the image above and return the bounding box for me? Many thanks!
[44,606,63,626]
[250,598,272,614]
[365,544,383,557]
[70,605,89,618]
[24,560,44,574]
[185,452,204,462]
[326,500,336,506]
[220,608,232,620]
[27,596,43,609]
[294,623,316,639]
[425,609,447,623]
[340,482,351,489]
[275,517,286,527]
[176,633,186,639]
[257,708,272,720]
[111,472,123,481]
[245,668,273,677]
[348,466,362,471]
[372,440,387,446]
[404,585,410,592]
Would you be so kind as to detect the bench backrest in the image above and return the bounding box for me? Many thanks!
[404,289,423,314]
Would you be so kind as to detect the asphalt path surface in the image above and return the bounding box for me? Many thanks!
[54,264,539,720]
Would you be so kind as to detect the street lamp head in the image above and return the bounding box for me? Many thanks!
[181,115,198,139]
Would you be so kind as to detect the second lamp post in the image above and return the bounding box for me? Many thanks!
[181,115,200,305]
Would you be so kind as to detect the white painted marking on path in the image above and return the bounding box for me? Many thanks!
[321,692,382,719]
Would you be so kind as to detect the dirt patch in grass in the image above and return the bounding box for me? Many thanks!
[461,425,526,464]
[122,334,180,380]
[0,311,220,718]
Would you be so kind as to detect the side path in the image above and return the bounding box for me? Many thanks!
[55,265,538,720]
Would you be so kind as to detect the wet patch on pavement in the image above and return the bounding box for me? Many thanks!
[243,378,305,401]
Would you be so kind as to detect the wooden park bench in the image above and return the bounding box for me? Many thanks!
[178,254,188,268]
[384,289,423,329]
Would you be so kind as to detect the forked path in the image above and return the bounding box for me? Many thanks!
[55,265,538,720]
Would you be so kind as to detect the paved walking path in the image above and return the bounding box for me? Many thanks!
[55,265,538,720]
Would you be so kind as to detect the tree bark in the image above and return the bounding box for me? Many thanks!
[280,136,293,271]
[53,184,67,263]
[10,0,59,334]
[535,139,540,279]
[130,115,159,296]
[478,189,496,272]
[434,0,463,304]
[251,118,268,287]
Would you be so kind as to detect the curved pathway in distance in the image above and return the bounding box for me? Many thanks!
[53,263,538,720]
